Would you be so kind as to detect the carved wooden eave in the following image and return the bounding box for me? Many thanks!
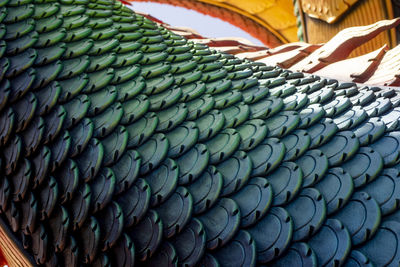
[297,0,397,57]
[159,14,400,86]
[132,0,399,57]
[300,0,360,24]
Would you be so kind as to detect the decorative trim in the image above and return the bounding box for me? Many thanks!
[293,0,305,41]
[130,0,298,47]
[299,0,361,24]
[0,217,35,267]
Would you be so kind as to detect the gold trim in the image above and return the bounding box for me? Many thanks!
[197,0,294,43]
[384,0,397,48]
[299,0,398,56]
[300,0,361,24]
[0,222,34,267]
[297,0,308,42]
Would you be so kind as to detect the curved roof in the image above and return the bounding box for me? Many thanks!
[153,10,400,86]
[130,0,299,47]
[3,0,400,266]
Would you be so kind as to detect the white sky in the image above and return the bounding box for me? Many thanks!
[129,2,264,46]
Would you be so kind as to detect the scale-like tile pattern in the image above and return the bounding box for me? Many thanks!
[1,0,400,266]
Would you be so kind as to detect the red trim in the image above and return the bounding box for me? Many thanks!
[0,248,7,266]
[119,0,132,6]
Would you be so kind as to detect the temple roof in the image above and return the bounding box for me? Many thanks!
[3,0,400,266]
[131,0,298,47]
[140,9,400,86]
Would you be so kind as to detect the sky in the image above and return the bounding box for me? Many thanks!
[129,2,264,46]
